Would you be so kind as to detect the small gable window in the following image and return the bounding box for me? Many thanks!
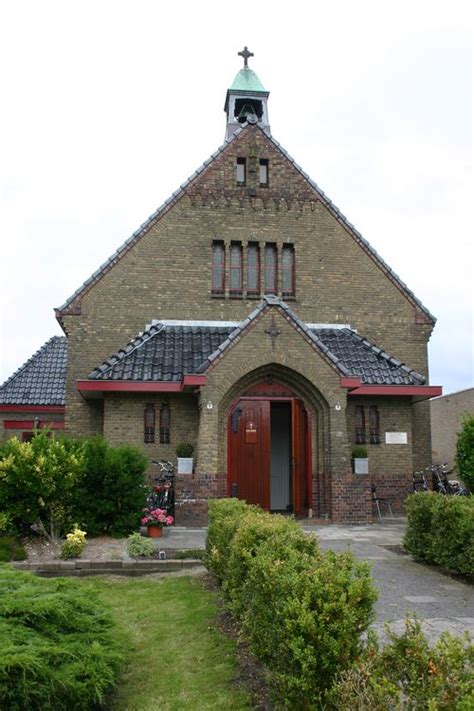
[144,403,155,444]
[259,159,269,186]
[159,403,171,444]
[369,406,381,444]
[282,245,295,297]
[264,243,277,294]
[211,241,225,294]
[229,242,243,294]
[247,243,260,294]
[236,157,246,186]
[355,405,366,444]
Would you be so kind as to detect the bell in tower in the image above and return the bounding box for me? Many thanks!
[224,47,270,140]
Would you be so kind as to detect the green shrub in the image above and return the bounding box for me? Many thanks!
[456,415,474,492]
[430,495,474,574]
[76,437,148,537]
[403,491,439,562]
[127,532,155,558]
[0,536,27,562]
[328,619,474,709]
[0,563,123,709]
[404,492,474,574]
[60,526,87,559]
[0,432,85,541]
[206,498,257,582]
[243,544,376,703]
[223,510,319,615]
[206,500,376,707]
[175,442,194,457]
[352,445,368,458]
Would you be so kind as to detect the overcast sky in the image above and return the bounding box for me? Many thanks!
[0,0,472,395]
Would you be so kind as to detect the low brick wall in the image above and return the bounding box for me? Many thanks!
[12,559,204,577]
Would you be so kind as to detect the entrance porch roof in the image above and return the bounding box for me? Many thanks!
[76,298,441,400]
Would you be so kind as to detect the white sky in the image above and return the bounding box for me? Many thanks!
[0,0,472,395]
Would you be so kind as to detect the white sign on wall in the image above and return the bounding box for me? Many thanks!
[385,432,408,445]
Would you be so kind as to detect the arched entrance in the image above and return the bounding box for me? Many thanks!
[227,380,311,515]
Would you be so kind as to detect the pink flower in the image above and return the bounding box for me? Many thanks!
[166,516,174,526]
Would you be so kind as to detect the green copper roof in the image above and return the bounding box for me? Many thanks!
[229,68,267,93]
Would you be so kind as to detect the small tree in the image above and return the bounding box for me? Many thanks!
[455,415,474,492]
[0,431,85,541]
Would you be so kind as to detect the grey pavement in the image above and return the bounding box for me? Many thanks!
[165,519,474,644]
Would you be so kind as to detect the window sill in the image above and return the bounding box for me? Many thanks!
[229,292,243,299]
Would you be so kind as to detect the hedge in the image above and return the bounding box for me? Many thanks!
[206,499,377,706]
[404,492,474,575]
[0,563,123,709]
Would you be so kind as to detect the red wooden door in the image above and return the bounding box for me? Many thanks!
[229,400,271,508]
[291,399,308,515]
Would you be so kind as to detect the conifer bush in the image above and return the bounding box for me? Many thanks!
[0,564,123,709]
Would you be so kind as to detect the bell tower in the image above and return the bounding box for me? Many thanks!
[224,47,270,141]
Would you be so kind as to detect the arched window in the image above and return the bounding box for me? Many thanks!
[264,243,277,293]
[282,245,295,297]
[144,403,155,443]
[211,241,225,294]
[355,406,366,444]
[229,243,243,294]
[369,406,381,444]
[247,243,260,294]
[160,404,171,444]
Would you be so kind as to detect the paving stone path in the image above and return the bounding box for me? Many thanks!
[302,519,474,644]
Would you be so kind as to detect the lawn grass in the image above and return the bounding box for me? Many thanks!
[80,575,250,711]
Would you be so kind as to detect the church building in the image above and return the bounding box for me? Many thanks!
[0,49,442,523]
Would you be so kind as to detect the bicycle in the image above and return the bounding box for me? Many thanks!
[145,460,176,517]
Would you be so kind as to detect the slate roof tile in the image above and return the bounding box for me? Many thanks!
[0,337,67,406]
[87,301,425,387]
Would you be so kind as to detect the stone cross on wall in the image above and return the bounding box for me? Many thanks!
[238,46,254,68]
[265,315,281,350]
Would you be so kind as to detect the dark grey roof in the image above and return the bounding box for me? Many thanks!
[88,300,425,386]
[56,125,435,324]
[89,323,237,382]
[0,337,67,406]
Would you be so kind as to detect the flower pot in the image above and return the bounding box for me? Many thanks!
[177,457,193,474]
[353,457,369,475]
[147,526,163,538]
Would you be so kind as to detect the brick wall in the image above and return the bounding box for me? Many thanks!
[56,125,434,522]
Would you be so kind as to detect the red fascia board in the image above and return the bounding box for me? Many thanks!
[76,375,206,394]
[4,420,65,430]
[340,377,362,389]
[348,385,442,398]
[0,405,65,413]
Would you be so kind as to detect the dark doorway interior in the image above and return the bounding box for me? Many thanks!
[270,402,292,511]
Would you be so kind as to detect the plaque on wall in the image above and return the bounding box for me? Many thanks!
[385,432,408,445]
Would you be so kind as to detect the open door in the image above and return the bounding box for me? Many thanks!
[229,400,270,508]
[291,399,308,516]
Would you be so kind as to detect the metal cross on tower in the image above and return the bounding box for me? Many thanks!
[238,46,254,68]
[265,315,281,350]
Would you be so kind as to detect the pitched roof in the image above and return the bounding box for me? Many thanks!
[55,125,435,324]
[88,299,425,386]
[0,336,67,406]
